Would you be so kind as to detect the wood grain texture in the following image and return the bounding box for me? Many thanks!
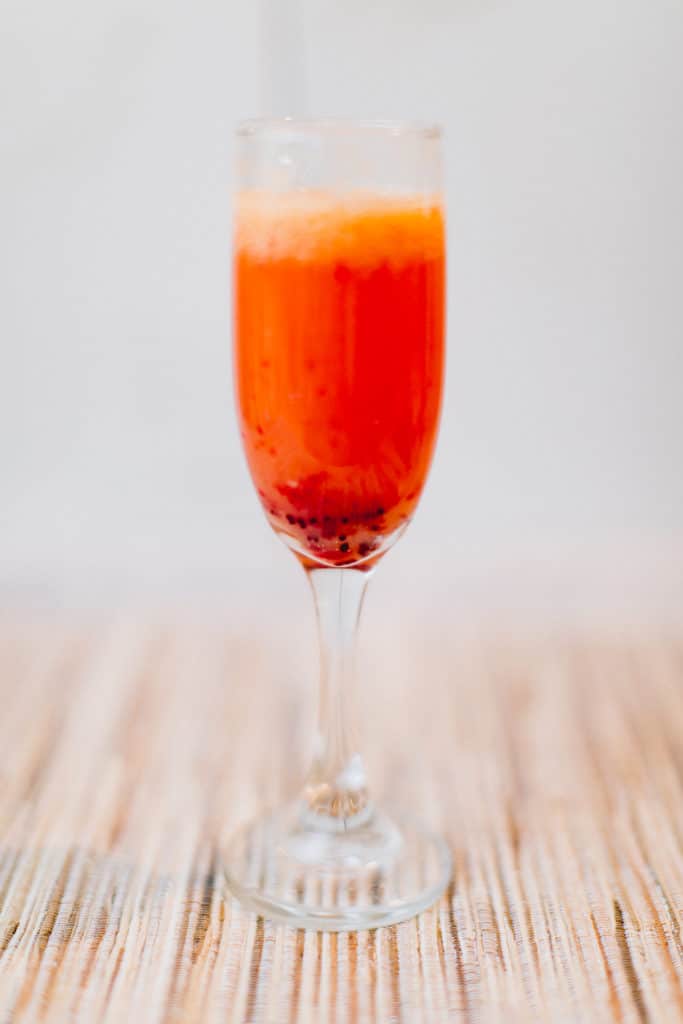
[1,617,683,1022]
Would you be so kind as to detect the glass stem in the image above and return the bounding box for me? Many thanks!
[303,566,372,829]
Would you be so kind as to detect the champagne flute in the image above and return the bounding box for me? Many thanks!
[226,118,450,930]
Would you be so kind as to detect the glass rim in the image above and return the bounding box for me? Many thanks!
[235,117,442,140]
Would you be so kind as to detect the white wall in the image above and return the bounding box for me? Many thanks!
[2,0,682,613]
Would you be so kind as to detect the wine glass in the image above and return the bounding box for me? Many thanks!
[226,118,450,930]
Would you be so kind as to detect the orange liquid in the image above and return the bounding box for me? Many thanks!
[234,192,445,567]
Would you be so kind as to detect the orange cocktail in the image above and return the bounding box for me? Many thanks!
[234,192,445,567]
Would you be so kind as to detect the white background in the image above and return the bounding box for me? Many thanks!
[2,0,682,619]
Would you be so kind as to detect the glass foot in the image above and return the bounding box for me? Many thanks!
[223,803,452,931]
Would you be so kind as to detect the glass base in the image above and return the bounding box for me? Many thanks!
[223,802,452,931]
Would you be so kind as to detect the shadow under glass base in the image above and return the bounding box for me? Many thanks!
[223,802,452,931]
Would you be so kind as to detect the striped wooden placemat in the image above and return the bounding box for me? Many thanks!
[1,617,682,1022]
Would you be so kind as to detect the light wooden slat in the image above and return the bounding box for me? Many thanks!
[0,618,682,1022]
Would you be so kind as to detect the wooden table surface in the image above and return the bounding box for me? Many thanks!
[1,616,683,1022]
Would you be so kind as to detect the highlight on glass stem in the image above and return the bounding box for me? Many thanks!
[225,118,450,931]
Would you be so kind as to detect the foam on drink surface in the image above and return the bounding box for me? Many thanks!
[234,190,444,266]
